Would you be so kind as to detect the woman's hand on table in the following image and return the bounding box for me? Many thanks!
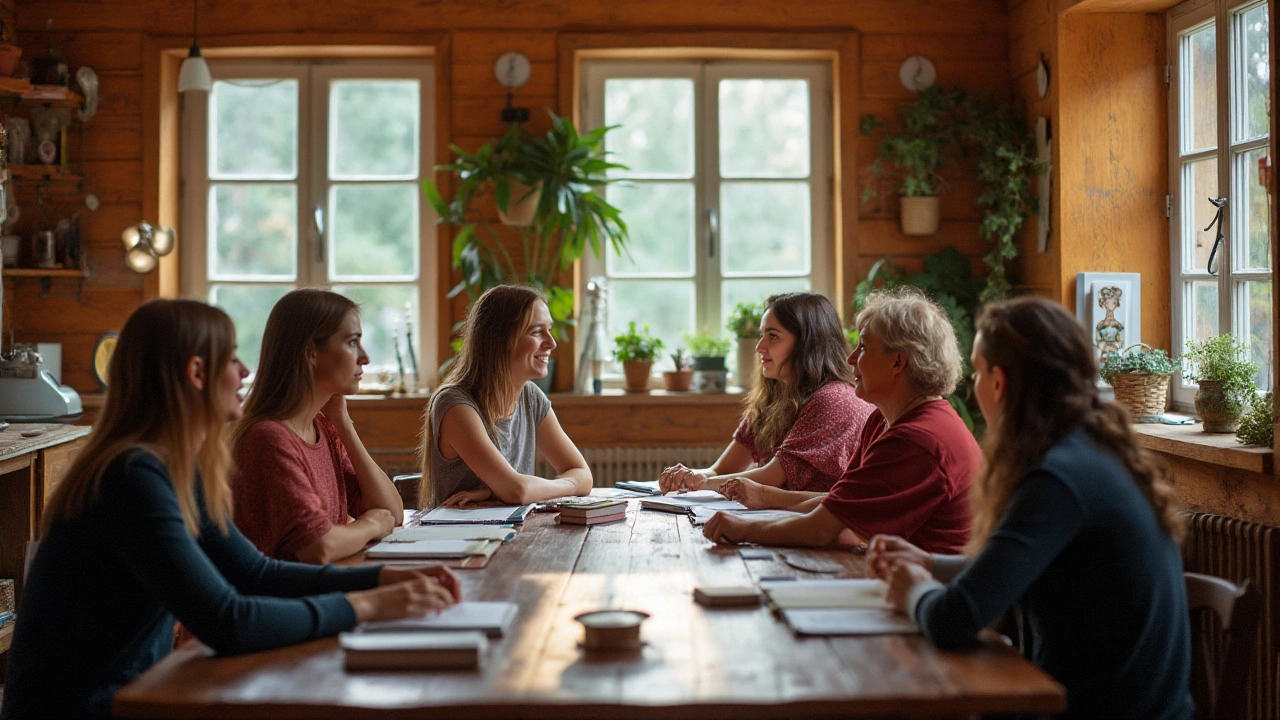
[883,559,934,613]
[659,464,710,494]
[865,535,932,580]
[702,511,751,544]
[347,575,458,622]
[442,486,498,508]
[719,477,771,508]
[378,565,463,603]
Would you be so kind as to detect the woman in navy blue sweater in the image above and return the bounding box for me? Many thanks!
[868,296,1193,719]
[1,300,461,720]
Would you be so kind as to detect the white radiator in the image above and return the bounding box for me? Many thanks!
[536,445,724,486]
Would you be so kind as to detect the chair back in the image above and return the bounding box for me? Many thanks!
[1186,571,1262,720]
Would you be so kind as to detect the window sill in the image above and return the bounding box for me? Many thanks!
[1133,420,1273,474]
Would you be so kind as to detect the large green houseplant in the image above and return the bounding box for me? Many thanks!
[424,112,631,340]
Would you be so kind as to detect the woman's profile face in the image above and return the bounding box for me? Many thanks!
[217,349,250,422]
[848,330,899,406]
[509,300,555,385]
[971,333,1004,426]
[755,309,797,382]
[312,310,369,397]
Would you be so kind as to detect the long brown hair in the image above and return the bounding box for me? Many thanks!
[969,296,1184,550]
[418,285,544,502]
[42,300,237,537]
[234,288,358,444]
[743,292,857,456]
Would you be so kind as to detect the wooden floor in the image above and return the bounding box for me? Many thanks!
[114,500,1064,719]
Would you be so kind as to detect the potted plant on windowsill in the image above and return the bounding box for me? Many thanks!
[1098,344,1178,423]
[664,348,693,392]
[685,331,732,394]
[727,300,763,390]
[1182,334,1257,433]
[613,322,664,393]
[424,112,631,388]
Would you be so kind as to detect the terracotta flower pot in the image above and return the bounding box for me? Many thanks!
[900,196,940,236]
[622,360,653,393]
[497,180,542,227]
[1195,379,1243,433]
[663,368,693,392]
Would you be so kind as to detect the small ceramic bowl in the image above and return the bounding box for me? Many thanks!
[574,609,649,651]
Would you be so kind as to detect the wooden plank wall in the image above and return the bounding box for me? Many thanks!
[8,0,1010,393]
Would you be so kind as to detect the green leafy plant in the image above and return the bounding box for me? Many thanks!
[1237,391,1274,446]
[670,348,691,371]
[862,86,1042,301]
[1099,346,1179,382]
[726,301,764,339]
[424,112,630,340]
[685,331,731,358]
[612,322,664,363]
[1182,334,1258,404]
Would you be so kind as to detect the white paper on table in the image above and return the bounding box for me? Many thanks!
[615,480,660,494]
[419,506,526,524]
[360,601,518,637]
[642,494,743,512]
[385,525,516,542]
[365,539,486,559]
[762,579,890,609]
[688,507,800,526]
[782,608,918,636]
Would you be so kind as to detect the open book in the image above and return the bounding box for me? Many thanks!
[359,601,518,637]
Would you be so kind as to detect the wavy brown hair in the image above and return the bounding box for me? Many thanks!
[42,300,237,537]
[419,285,545,504]
[743,292,857,456]
[233,289,358,446]
[969,296,1184,551]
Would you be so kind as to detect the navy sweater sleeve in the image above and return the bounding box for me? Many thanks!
[915,470,1084,648]
[99,454,378,654]
[202,516,381,599]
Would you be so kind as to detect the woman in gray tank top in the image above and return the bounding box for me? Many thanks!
[420,285,592,508]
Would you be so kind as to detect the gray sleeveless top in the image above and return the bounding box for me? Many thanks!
[427,382,550,507]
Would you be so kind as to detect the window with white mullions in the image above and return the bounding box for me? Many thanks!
[1169,0,1271,406]
[581,60,833,375]
[182,59,436,378]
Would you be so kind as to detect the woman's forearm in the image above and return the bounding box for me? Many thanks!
[334,420,405,520]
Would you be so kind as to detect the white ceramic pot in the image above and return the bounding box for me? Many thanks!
[736,337,759,390]
[900,196,940,236]
[497,180,542,227]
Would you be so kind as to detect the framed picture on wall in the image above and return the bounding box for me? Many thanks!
[1075,272,1141,379]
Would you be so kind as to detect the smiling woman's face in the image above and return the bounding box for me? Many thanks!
[509,300,555,384]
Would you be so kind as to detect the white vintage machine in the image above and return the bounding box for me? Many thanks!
[0,343,82,422]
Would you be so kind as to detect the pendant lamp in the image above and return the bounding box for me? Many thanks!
[177,0,212,93]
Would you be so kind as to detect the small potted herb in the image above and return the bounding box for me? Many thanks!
[664,348,693,392]
[1182,334,1258,433]
[1237,391,1274,447]
[612,322,664,393]
[685,331,732,394]
[727,300,764,390]
[1098,344,1178,423]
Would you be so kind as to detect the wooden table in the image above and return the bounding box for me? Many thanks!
[114,503,1065,719]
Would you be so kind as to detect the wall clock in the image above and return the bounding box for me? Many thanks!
[899,55,936,93]
[92,331,118,389]
[494,52,531,90]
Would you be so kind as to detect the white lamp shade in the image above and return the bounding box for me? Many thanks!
[125,244,158,274]
[121,224,143,251]
[178,51,212,93]
[151,225,177,256]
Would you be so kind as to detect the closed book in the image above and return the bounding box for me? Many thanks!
[557,499,626,518]
[360,601,518,638]
[555,511,627,526]
[693,585,762,607]
[340,630,486,670]
[365,539,487,559]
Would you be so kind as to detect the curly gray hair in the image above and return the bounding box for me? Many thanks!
[856,287,963,397]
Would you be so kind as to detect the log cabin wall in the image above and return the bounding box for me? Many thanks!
[8,0,1009,393]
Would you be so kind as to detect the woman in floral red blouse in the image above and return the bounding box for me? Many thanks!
[659,292,872,508]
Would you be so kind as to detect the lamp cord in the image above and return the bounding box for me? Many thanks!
[192,0,199,45]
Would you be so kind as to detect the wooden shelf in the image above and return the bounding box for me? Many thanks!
[0,78,83,108]
[7,165,83,184]
[2,268,87,278]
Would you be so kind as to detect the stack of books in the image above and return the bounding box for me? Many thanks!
[340,630,487,670]
[556,498,627,526]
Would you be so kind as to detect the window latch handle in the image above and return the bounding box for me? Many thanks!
[707,207,718,258]
[313,205,326,264]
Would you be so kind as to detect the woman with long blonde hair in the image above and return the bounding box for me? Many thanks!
[2,300,459,720]
[868,296,1190,719]
[231,289,403,564]
[420,284,591,507]
[659,292,872,509]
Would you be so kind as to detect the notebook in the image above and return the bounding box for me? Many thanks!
[555,511,627,526]
[365,539,488,559]
[641,493,746,514]
[340,630,487,670]
[688,507,800,526]
[781,608,918,636]
[384,525,516,543]
[762,579,891,610]
[614,480,661,495]
[359,601,518,637]
[417,505,534,525]
[557,499,627,518]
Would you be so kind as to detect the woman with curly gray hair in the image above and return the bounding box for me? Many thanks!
[703,287,979,554]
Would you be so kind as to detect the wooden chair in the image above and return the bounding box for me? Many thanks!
[1185,571,1262,720]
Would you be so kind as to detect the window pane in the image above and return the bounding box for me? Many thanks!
[1183,23,1218,153]
[1238,147,1272,270]
[721,181,811,275]
[210,184,297,280]
[721,278,811,329]
[605,78,695,178]
[1186,279,1221,353]
[1182,158,1220,272]
[209,283,294,373]
[210,79,298,179]
[333,284,418,375]
[330,80,420,179]
[719,79,810,179]
[608,280,695,367]
[1237,3,1270,142]
[605,182,695,275]
[1243,280,1273,390]
[330,183,418,280]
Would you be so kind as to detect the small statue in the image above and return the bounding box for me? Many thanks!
[1095,285,1125,363]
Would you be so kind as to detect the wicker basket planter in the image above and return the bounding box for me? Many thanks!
[1109,372,1170,422]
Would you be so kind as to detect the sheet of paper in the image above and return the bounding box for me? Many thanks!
[365,539,485,559]
[782,608,918,636]
[419,506,526,524]
[385,525,516,542]
[643,495,744,511]
[763,579,890,610]
[688,507,799,526]
[615,480,660,495]
[360,601,518,637]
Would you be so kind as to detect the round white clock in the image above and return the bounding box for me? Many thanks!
[1036,54,1051,99]
[899,55,937,93]
[494,51,531,90]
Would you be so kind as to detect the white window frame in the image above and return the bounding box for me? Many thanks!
[1169,0,1272,407]
[578,59,835,375]
[180,58,437,376]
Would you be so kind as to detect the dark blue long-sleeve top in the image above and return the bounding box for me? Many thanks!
[912,430,1193,720]
[1,450,383,719]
